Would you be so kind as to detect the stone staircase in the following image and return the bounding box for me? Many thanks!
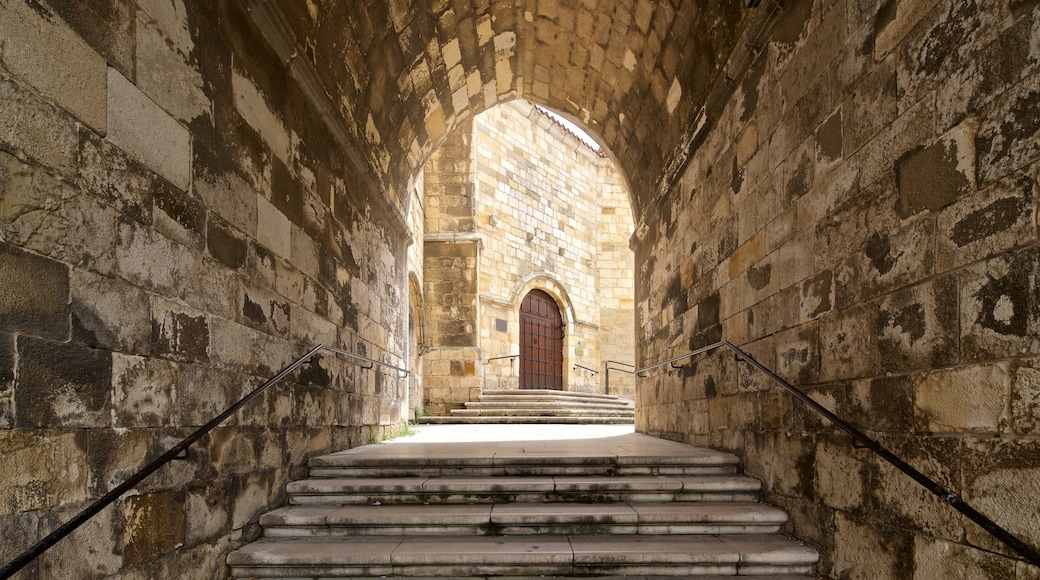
[417,389,635,424]
[226,433,818,578]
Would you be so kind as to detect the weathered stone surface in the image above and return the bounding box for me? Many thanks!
[71,267,151,354]
[0,510,41,576]
[206,216,249,270]
[153,177,206,250]
[78,127,155,225]
[39,498,122,578]
[256,193,292,259]
[914,363,1010,433]
[150,297,210,363]
[834,217,935,309]
[194,169,259,238]
[913,535,1018,580]
[0,429,88,515]
[0,0,107,132]
[135,12,210,124]
[42,0,136,79]
[123,491,186,566]
[15,336,112,428]
[815,436,869,513]
[870,435,963,539]
[977,78,1040,185]
[82,427,153,497]
[819,302,880,382]
[1011,357,1040,435]
[111,353,176,428]
[107,68,192,191]
[876,275,959,373]
[846,375,914,434]
[962,439,1040,552]
[185,479,231,547]
[0,241,69,340]
[960,247,1040,360]
[896,120,976,218]
[936,166,1037,272]
[0,72,78,175]
[832,512,912,580]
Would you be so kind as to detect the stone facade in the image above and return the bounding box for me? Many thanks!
[0,1,410,577]
[633,0,1040,577]
[2,0,1039,577]
[421,101,635,414]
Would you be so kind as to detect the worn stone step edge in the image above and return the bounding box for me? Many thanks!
[227,534,819,571]
[260,501,788,536]
[307,465,737,478]
[231,575,815,580]
[450,409,635,417]
[415,416,635,424]
[475,395,634,406]
[480,389,629,400]
[464,400,635,410]
[309,451,740,469]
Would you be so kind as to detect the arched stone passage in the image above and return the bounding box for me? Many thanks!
[248,0,750,218]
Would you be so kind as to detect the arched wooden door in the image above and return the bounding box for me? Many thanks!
[519,289,563,390]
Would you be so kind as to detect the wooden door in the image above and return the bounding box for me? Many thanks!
[519,290,563,390]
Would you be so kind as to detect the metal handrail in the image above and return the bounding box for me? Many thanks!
[634,340,1040,567]
[484,354,518,365]
[0,344,408,579]
[573,364,598,375]
[321,346,410,377]
[603,360,635,395]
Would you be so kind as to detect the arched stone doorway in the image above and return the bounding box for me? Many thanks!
[519,289,564,390]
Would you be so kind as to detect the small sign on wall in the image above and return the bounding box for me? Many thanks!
[495,318,508,332]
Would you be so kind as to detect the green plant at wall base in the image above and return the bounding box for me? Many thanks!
[365,426,379,445]
[383,422,417,441]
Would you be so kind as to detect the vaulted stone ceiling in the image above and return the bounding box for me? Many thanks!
[258,0,751,220]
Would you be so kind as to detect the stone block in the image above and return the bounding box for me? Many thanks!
[831,512,913,580]
[114,219,196,298]
[123,491,186,565]
[914,363,1009,434]
[846,375,914,433]
[876,275,959,374]
[77,127,154,224]
[819,302,880,382]
[935,166,1036,273]
[834,216,935,309]
[896,119,975,218]
[960,247,1040,360]
[15,336,112,428]
[976,69,1040,186]
[870,434,963,539]
[206,217,248,270]
[841,62,897,157]
[208,316,293,377]
[230,470,277,529]
[107,68,192,191]
[0,429,89,515]
[42,0,135,79]
[0,72,79,174]
[185,479,231,547]
[799,269,833,322]
[195,170,258,238]
[1012,358,1040,435]
[0,241,69,340]
[111,353,176,427]
[82,426,152,496]
[151,297,210,363]
[961,439,1040,553]
[913,536,1017,580]
[773,324,819,385]
[39,498,122,578]
[135,12,210,123]
[175,363,240,428]
[0,0,107,132]
[70,267,152,354]
[873,0,942,58]
[256,193,292,259]
[232,67,291,165]
[815,436,869,513]
[0,510,40,577]
[153,177,206,249]
[1,153,119,274]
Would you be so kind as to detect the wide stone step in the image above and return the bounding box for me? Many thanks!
[417,415,635,424]
[466,399,634,410]
[482,389,630,400]
[286,475,762,505]
[260,501,788,537]
[451,408,635,417]
[227,534,819,577]
[476,394,634,406]
[307,437,740,477]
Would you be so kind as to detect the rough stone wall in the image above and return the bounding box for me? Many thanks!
[421,123,482,414]
[473,101,635,396]
[0,0,409,577]
[635,0,1040,577]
